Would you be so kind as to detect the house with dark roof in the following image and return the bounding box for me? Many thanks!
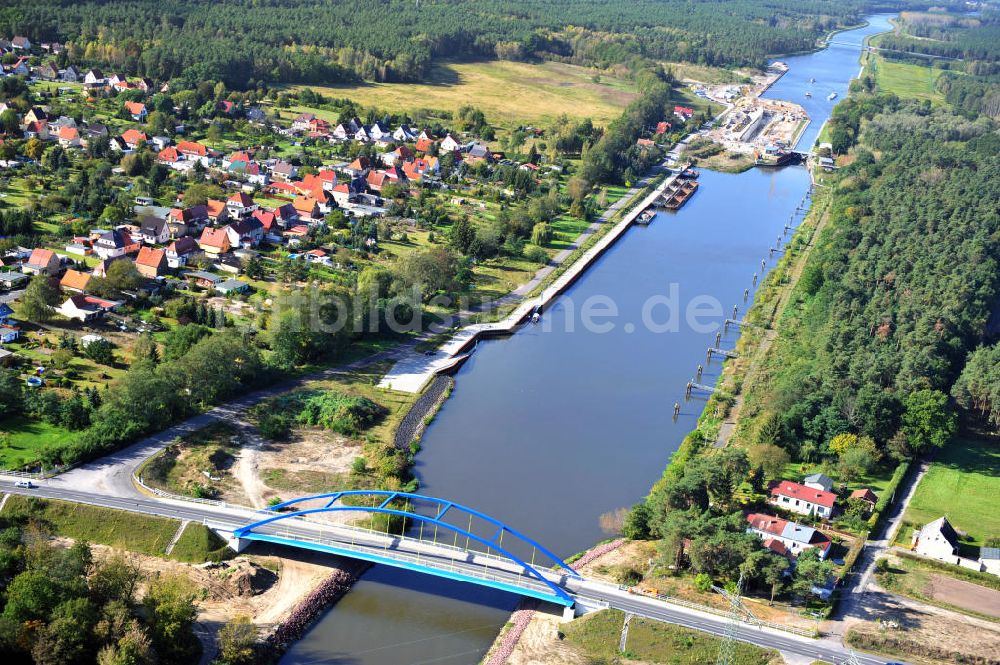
[94,229,133,259]
[166,237,199,268]
[138,216,170,245]
[912,516,960,562]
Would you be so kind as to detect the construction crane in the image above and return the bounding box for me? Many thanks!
[713,573,763,665]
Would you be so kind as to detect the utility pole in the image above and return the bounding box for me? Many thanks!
[713,572,762,665]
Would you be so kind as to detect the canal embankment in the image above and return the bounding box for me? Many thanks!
[379,167,686,393]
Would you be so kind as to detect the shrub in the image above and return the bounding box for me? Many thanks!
[694,573,713,592]
[296,391,387,435]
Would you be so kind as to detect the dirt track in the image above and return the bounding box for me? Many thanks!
[925,574,1000,618]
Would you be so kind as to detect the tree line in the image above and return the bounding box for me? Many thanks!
[0,0,892,88]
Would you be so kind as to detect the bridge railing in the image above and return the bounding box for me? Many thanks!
[615,584,817,638]
[251,510,572,579]
[135,472,571,578]
[242,528,555,595]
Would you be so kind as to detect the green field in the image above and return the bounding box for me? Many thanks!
[903,436,1000,547]
[561,609,777,665]
[0,415,77,469]
[871,56,945,104]
[289,60,640,128]
[3,495,181,556]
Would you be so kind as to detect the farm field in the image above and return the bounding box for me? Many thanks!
[290,60,640,127]
[903,435,1000,547]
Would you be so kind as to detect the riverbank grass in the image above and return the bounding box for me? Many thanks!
[2,495,180,556]
[869,56,945,104]
[561,609,777,664]
[169,522,232,563]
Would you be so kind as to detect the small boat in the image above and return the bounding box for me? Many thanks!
[635,209,656,225]
[678,167,700,179]
[804,91,812,98]
[827,91,837,100]
[531,312,540,324]
[809,77,816,83]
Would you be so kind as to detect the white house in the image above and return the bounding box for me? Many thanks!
[440,134,461,152]
[393,124,417,142]
[913,516,960,562]
[770,480,836,519]
[747,513,832,560]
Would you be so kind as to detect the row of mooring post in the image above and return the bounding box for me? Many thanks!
[677,184,813,422]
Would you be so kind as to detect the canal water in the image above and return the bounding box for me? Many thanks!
[281,15,892,665]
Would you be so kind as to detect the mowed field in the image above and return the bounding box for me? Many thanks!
[293,60,640,127]
[871,56,945,104]
[904,435,1000,546]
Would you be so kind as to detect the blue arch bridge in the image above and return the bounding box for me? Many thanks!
[230,491,584,607]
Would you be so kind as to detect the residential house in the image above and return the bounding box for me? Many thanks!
[57,294,121,322]
[465,144,493,164]
[198,227,232,255]
[291,113,315,133]
[344,156,371,178]
[37,63,59,80]
[0,303,13,323]
[59,269,91,294]
[216,100,236,115]
[656,121,672,134]
[912,517,960,562]
[177,140,212,165]
[770,480,836,519]
[11,36,31,50]
[22,120,49,140]
[292,196,321,221]
[120,129,148,150]
[94,229,135,260]
[64,237,93,256]
[414,137,434,153]
[61,66,82,83]
[23,248,60,275]
[165,237,199,268]
[746,513,832,560]
[169,204,208,233]
[57,126,81,148]
[157,146,186,169]
[227,218,264,248]
[440,134,461,152]
[369,121,390,141]
[674,105,695,120]
[252,210,278,239]
[804,473,834,493]
[383,146,414,166]
[83,123,108,139]
[138,216,170,245]
[270,160,298,182]
[24,108,48,125]
[366,170,388,193]
[273,203,299,228]
[83,69,105,86]
[135,246,166,278]
[6,56,29,76]
[331,183,352,206]
[636,138,655,148]
[226,192,257,219]
[205,199,230,225]
[0,271,28,290]
[353,126,370,142]
[246,107,267,124]
[332,123,351,141]
[393,124,417,142]
[124,101,147,122]
[0,326,19,344]
[309,117,331,136]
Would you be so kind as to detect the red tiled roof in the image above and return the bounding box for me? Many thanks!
[124,101,146,116]
[60,269,91,292]
[158,146,180,162]
[177,140,208,157]
[135,246,165,268]
[770,480,837,509]
[199,226,230,249]
[121,129,148,146]
[850,488,878,503]
[28,248,55,266]
[228,192,254,207]
[747,513,788,537]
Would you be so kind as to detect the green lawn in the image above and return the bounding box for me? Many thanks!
[903,436,1000,547]
[562,609,776,665]
[0,415,76,469]
[872,56,945,104]
[3,495,180,556]
[168,522,232,563]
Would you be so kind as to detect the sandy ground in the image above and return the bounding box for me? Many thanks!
[845,583,1000,663]
[924,573,1000,618]
[505,609,589,665]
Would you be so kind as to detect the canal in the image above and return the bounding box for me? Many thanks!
[281,15,893,665]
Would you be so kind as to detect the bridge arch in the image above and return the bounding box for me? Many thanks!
[232,491,581,605]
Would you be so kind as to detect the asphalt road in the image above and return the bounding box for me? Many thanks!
[0,479,906,665]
